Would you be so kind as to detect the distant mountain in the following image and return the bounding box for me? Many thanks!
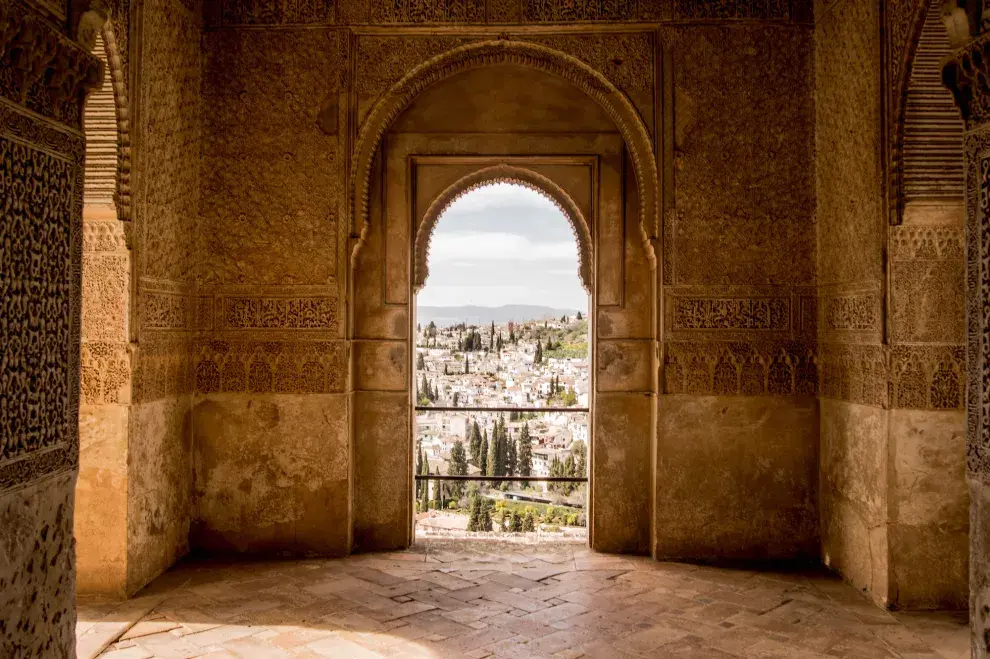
[417,305,582,327]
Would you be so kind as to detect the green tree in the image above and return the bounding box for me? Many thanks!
[480,429,489,476]
[415,441,425,499]
[452,391,459,407]
[467,494,481,532]
[444,363,449,375]
[534,339,543,365]
[417,352,425,370]
[522,509,536,532]
[518,423,533,481]
[487,425,498,479]
[479,498,493,532]
[464,354,470,374]
[571,439,587,478]
[448,441,468,498]
[576,311,583,320]
[469,420,482,467]
[507,436,517,478]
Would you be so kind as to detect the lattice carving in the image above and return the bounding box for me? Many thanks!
[415,167,592,294]
[350,39,659,272]
[665,341,818,397]
[223,296,339,330]
[372,0,484,22]
[0,122,83,498]
[670,297,790,331]
[194,341,346,394]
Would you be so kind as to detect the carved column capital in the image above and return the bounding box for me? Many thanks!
[943,29,990,128]
[0,0,103,126]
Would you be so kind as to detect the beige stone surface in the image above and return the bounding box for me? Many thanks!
[656,395,819,561]
[889,409,968,609]
[592,393,652,554]
[76,404,130,596]
[192,394,349,555]
[353,392,411,552]
[128,398,193,594]
[819,399,889,605]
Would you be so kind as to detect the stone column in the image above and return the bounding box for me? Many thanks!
[0,0,102,654]
[943,9,990,656]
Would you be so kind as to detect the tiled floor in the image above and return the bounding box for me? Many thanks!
[77,539,970,659]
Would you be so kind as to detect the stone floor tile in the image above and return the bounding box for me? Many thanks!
[77,540,968,659]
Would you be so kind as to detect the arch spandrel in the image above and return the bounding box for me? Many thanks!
[349,39,659,271]
[414,166,594,296]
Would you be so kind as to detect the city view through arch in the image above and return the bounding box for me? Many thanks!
[414,183,591,541]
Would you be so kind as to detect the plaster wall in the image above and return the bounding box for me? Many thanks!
[815,0,968,609]
[657,22,819,561]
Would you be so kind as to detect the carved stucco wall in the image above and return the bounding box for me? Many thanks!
[0,0,102,652]
[193,25,348,554]
[190,1,823,562]
[657,21,819,562]
[127,0,202,593]
[816,0,968,610]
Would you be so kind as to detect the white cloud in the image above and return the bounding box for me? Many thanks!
[430,232,577,262]
[443,182,556,214]
[419,182,586,308]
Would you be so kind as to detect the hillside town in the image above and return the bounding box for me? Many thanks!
[414,312,590,537]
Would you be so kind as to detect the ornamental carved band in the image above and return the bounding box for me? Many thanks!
[671,297,790,331]
[351,40,659,271]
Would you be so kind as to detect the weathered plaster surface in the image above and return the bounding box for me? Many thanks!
[192,394,349,555]
[889,409,968,609]
[820,399,889,605]
[593,393,652,554]
[128,398,192,593]
[656,395,819,561]
[0,472,76,657]
[75,404,129,596]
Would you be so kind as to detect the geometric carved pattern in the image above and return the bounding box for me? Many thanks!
[664,341,818,397]
[670,297,790,331]
[224,296,338,331]
[211,0,334,25]
[823,291,880,331]
[133,340,192,402]
[194,341,345,394]
[80,342,130,405]
[522,0,635,21]
[373,0,484,22]
[672,0,790,20]
[819,343,888,408]
[0,137,74,463]
[890,345,966,410]
[817,343,965,410]
[143,292,191,330]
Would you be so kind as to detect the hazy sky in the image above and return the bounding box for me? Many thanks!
[417,183,589,310]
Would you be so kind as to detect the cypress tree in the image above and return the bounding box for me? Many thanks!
[534,340,543,365]
[465,354,470,374]
[469,420,482,466]
[449,440,468,498]
[518,423,533,480]
[480,429,489,476]
[487,426,498,479]
[507,436,517,478]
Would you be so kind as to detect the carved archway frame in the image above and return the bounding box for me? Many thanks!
[100,22,131,224]
[349,39,659,270]
[414,165,594,296]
